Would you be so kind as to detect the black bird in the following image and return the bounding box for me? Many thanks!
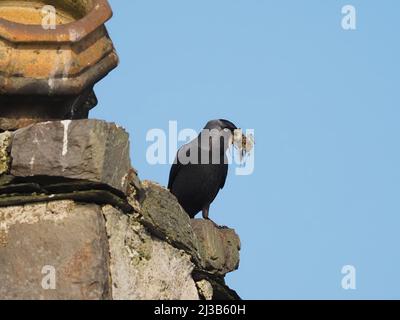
[168,119,238,220]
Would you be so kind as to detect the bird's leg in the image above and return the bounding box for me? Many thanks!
[202,205,222,228]
[202,205,210,220]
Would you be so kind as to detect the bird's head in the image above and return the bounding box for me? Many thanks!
[204,119,238,133]
[200,119,254,162]
[201,119,238,153]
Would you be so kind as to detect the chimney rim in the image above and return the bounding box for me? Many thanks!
[0,0,113,43]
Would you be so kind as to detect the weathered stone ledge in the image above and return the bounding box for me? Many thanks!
[136,181,241,278]
[0,120,241,300]
[0,179,134,213]
[9,119,131,194]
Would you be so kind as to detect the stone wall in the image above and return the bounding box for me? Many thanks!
[0,120,241,300]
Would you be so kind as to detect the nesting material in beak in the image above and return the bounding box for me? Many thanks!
[232,129,255,161]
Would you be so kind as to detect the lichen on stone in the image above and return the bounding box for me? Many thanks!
[0,131,12,176]
[102,204,200,300]
[196,279,214,300]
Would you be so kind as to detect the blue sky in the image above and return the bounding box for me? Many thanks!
[92,1,400,299]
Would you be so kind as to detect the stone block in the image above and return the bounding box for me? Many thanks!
[10,120,131,194]
[191,219,241,276]
[139,181,201,264]
[0,201,111,300]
